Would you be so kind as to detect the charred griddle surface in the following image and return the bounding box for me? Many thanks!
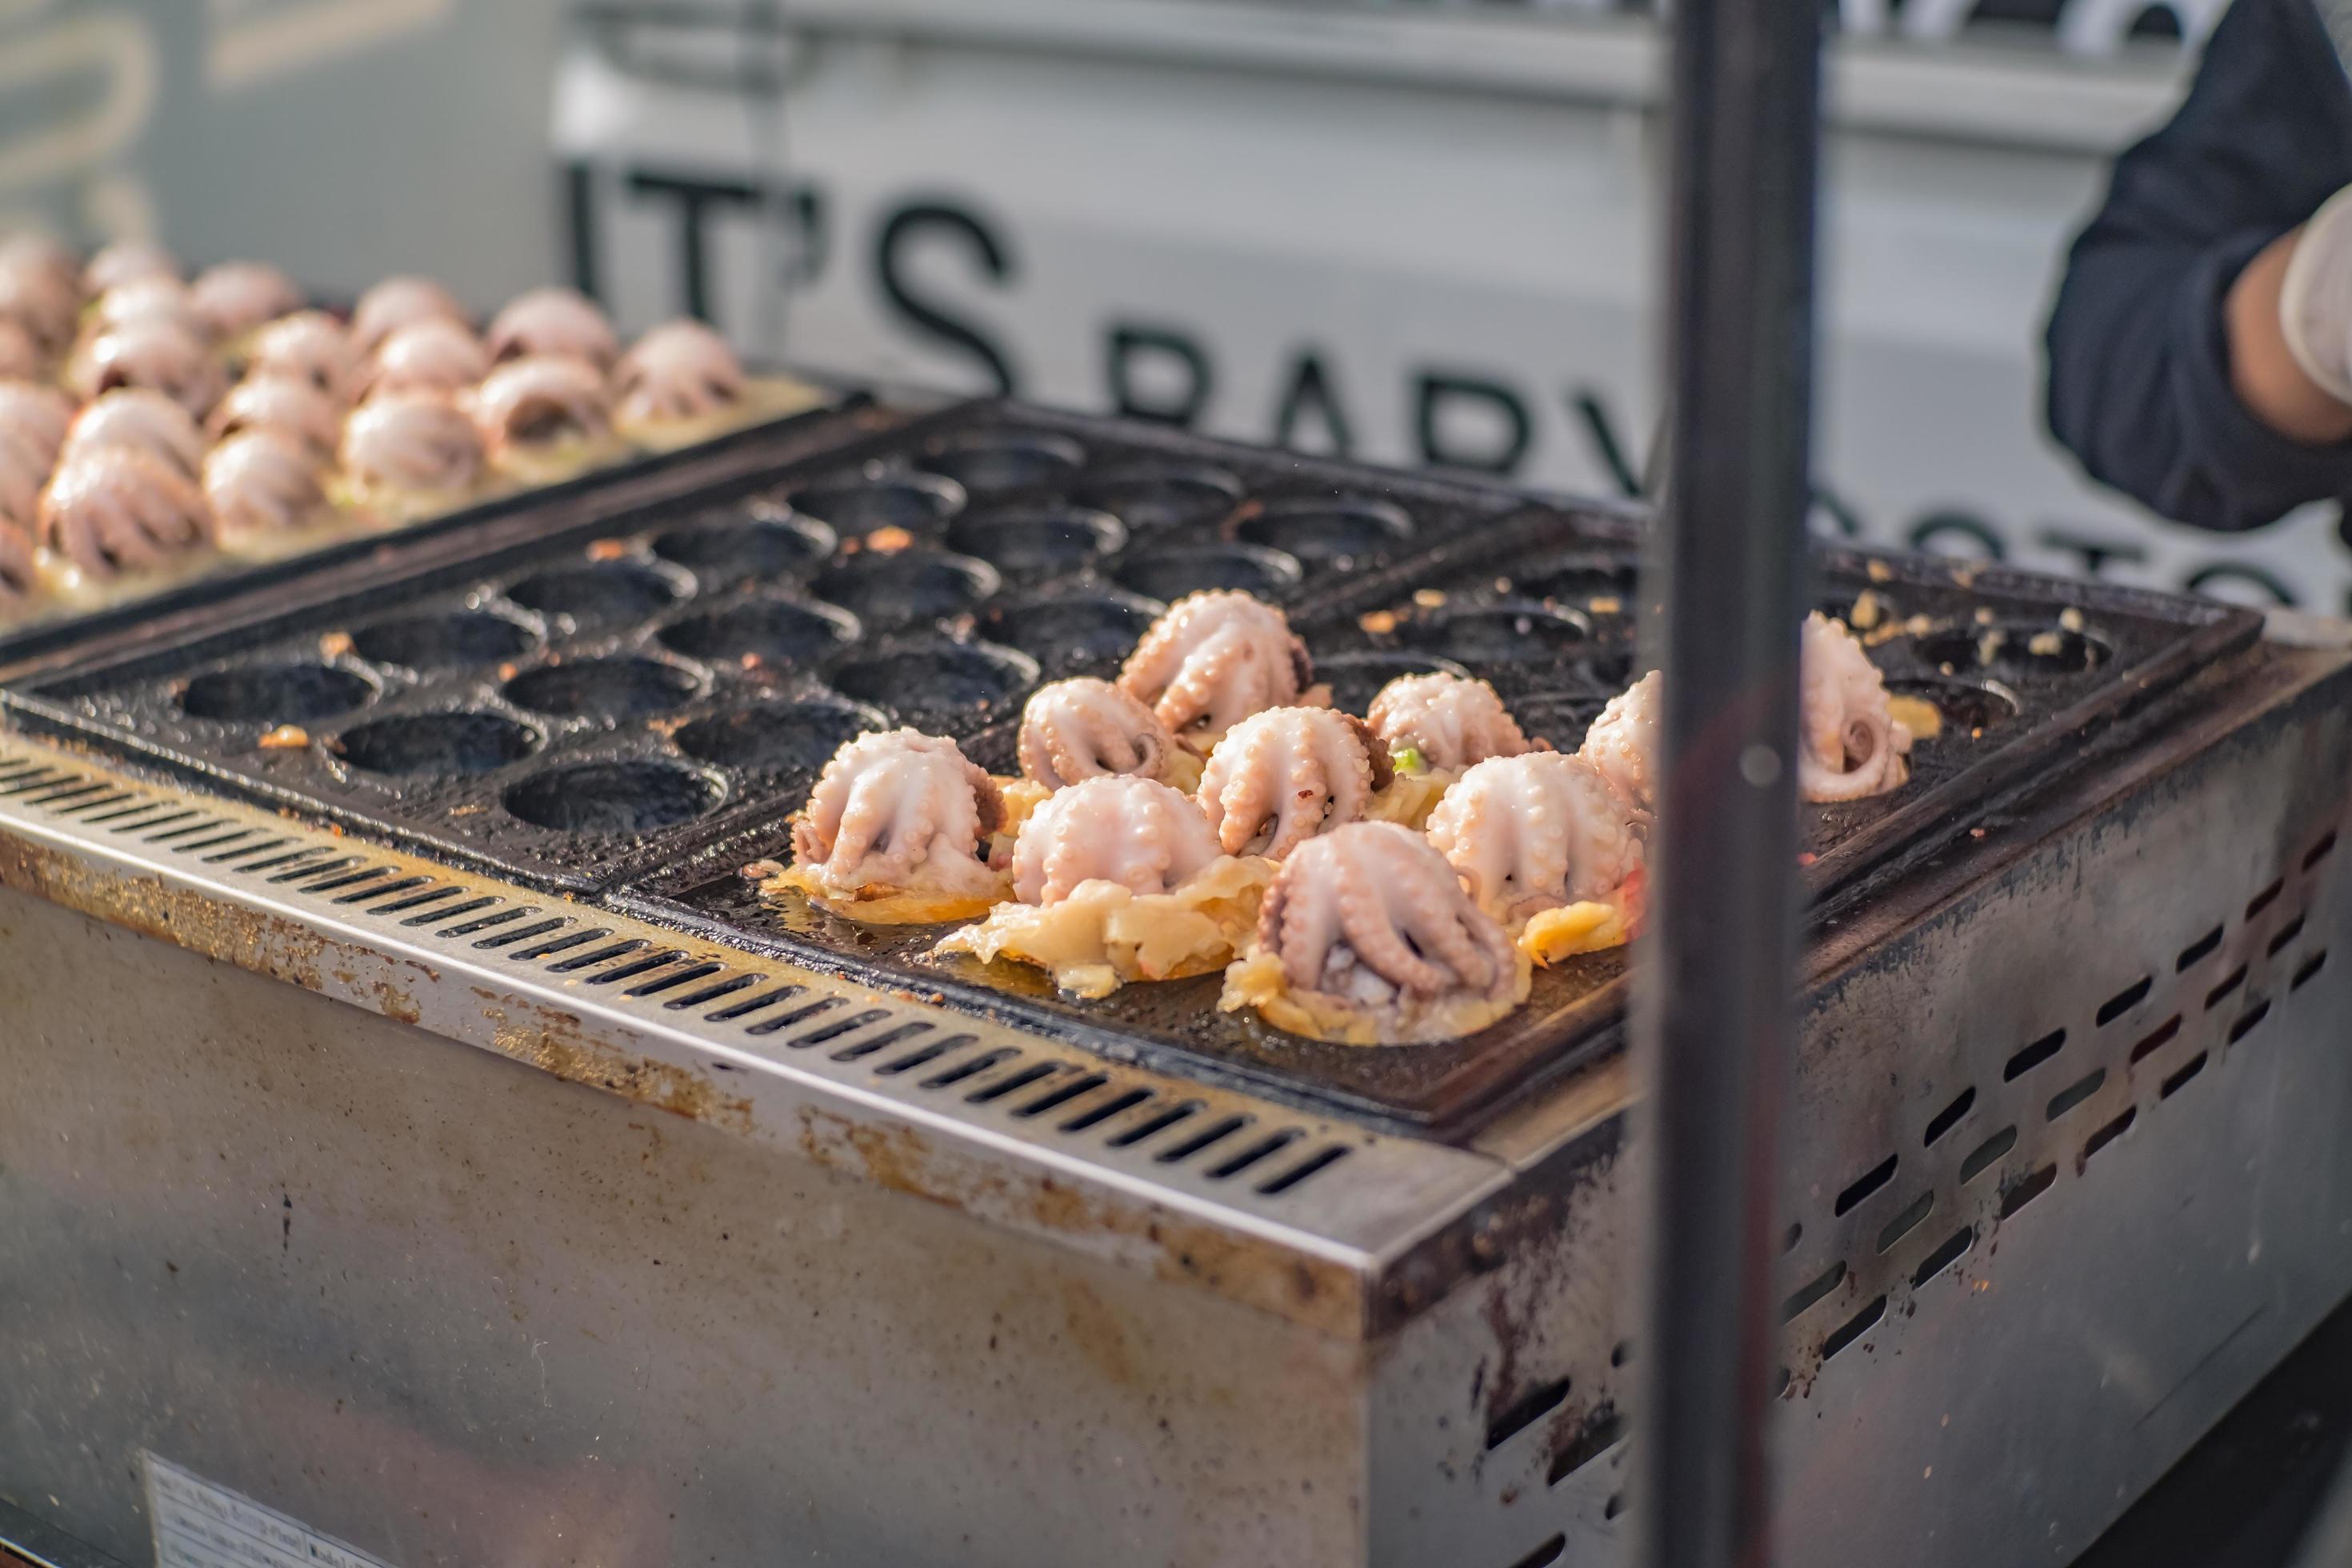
[2,401,2262,1131]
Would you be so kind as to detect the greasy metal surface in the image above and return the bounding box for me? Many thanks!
[0,733,1509,1341]
[0,885,1370,1568]
[0,388,867,678]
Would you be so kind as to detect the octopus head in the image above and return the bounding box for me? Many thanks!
[1259,821,1518,1007]
[1197,705,1392,862]
[1366,671,1529,773]
[1576,668,1662,815]
[1426,751,1642,924]
[1017,677,1179,790]
[790,729,1005,902]
[1798,612,1911,802]
[1116,588,1312,742]
[486,287,618,370]
[1010,774,1223,906]
[614,318,745,426]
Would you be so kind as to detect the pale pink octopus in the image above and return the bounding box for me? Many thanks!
[1366,672,1530,772]
[1198,706,1390,861]
[1118,590,1311,740]
[1427,752,1642,924]
[65,318,225,418]
[791,729,1004,902]
[614,318,745,426]
[1017,677,1180,790]
[1010,775,1223,906]
[339,394,485,498]
[0,233,78,294]
[187,261,304,342]
[202,430,328,540]
[1578,669,1661,814]
[206,374,343,462]
[0,241,82,358]
[360,318,488,402]
[0,518,38,606]
[1799,611,1912,802]
[246,310,361,403]
[61,388,206,478]
[82,241,176,296]
[0,317,41,381]
[86,278,208,342]
[1258,821,1518,1018]
[486,286,618,369]
[470,354,612,461]
[40,445,216,576]
[351,275,469,356]
[0,430,47,534]
[0,381,74,467]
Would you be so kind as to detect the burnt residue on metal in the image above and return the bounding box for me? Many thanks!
[0,401,2263,1134]
[1,402,1533,894]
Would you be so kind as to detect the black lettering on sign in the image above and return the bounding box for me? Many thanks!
[2184,561,2298,607]
[1273,348,1354,455]
[777,185,830,289]
[565,160,602,302]
[1810,482,1866,539]
[876,200,1018,395]
[627,168,763,323]
[1106,323,1213,427]
[1417,371,1531,475]
[2034,524,2147,578]
[1567,386,1644,498]
[1908,510,2006,560]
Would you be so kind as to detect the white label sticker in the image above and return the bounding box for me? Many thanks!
[142,1452,399,1568]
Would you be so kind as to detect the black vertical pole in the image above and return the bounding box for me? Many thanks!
[1634,0,1822,1559]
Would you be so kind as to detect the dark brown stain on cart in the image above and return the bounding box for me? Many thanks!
[471,986,754,1133]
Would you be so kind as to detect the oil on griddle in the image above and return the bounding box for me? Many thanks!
[2,402,2261,1133]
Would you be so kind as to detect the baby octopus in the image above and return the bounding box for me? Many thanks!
[202,430,329,540]
[361,319,488,402]
[1577,668,1661,814]
[1798,611,1912,802]
[39,445,216,578]
[1017,677,1180,790]
[1118,590,1312,742]
[0,382,73,469]
[471,354,614,473]
[0,318,42,381]
[247,311,362,403]
[778,729,1006,922]
[339,393,485,507]
[61,388,206,478]
[350,276,469,357]
[207,374,344,462]
[613,319,745,430]
[0,514,38,608]
[940,775,1268,998]
[187,261,304,342]
[1198,706,1390,862]
[66,318,224,418]
[0,431,45,536]
[486,287,618,369]
[1223,821,1525,1045]
[1427,752,1646,964]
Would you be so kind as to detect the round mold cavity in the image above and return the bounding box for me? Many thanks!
[503,759,722,834]
[181,662,375,724]
[1397,602,1592,662]
[349,610,538,671]
[1313,650,1475,715]
[502,657,701,719]
[830,642,1038,717]
[1072,464,1245,530]
[1886,676,2021,743]
[918,432,1086,497]
[1236,498,1412,565]
[1114,543,1302,603]
[503,560,682,630]
[674,700,886,773]
[946,506,1125,574]
[788,474,964,538]
[1519,552,1640,606]
[336,711,539,777]
[813,550,1000,627]
[651,512,834,578]
[1909,622,2110,679]
[979,592,1160,665]
[1513,694,1617,751]
[657,599,858,669]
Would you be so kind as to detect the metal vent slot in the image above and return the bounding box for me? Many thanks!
[1060,1087,1151,1132]
[966,1062,1059,1103]
[2268,914,2306,956]
[1483,1377,1571,1452]
[1782,1262,1845,1322]
[1875,1192,1933,1254]
[1505,1534,1566,1568]
[2205,965,2247,1010]
[1833,1154,1897,1215]
[745,997,841,1037]
[1923,1087,1974,1146]
[830,1022,930,1062]
[874,1037,958,1077]
[582,949,686,986]
[665,974,755,1010]
[1606,1494,1626,1522]
[2247,878,2285,920]
[625,962,722,998]
[1546,1408,1628,1486]
[2294,951,2329,990]
[2305,830,2338,871]
[2227,1001,2271,1045]
[1207,1130,1302,1180]
[375,885,464,914]
[2082,1108,2136,1162]
[1997,1163,2057,1218]
[2003,1029,2065,1080]
[1110,1102,1203,1148]
[1822,1298,1885,1363]
[2046,1069,2104,1121]
[1013,1072,1106,1118]
[1912,1226,1974,1288]
[1158,1114,1250,1164]
[478,917,566,948]
[511,927,605,961]
[338,875,431,906]
[922,1047,1017,1090]
[2095,977,2150,1026]
[708,986,802,1022]
[1258,1146,1350,1195]
[791,1008,889,1048]
[547,938,643,974]
[1958,1126,2016,1184]
[2162,1052,2208,1098]
[411,896,499,927]
[2130,1015,2182,1064]
[442,906,533,938]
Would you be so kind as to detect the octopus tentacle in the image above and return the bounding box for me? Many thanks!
[1427,752,1641,924]
[1012,776,1220,906]
[1366,672,1529,772]
[1198,706,1378,861]
[1797,612,1911,802]
[790,729,1002,902]
[1118,590,1309,740]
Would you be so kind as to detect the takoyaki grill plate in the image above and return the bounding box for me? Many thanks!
[0,401,1534,894]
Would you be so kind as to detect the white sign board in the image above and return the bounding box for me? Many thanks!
[145,1452,398,1568]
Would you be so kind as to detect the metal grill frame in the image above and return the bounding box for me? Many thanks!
[3,619,2351,1567]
